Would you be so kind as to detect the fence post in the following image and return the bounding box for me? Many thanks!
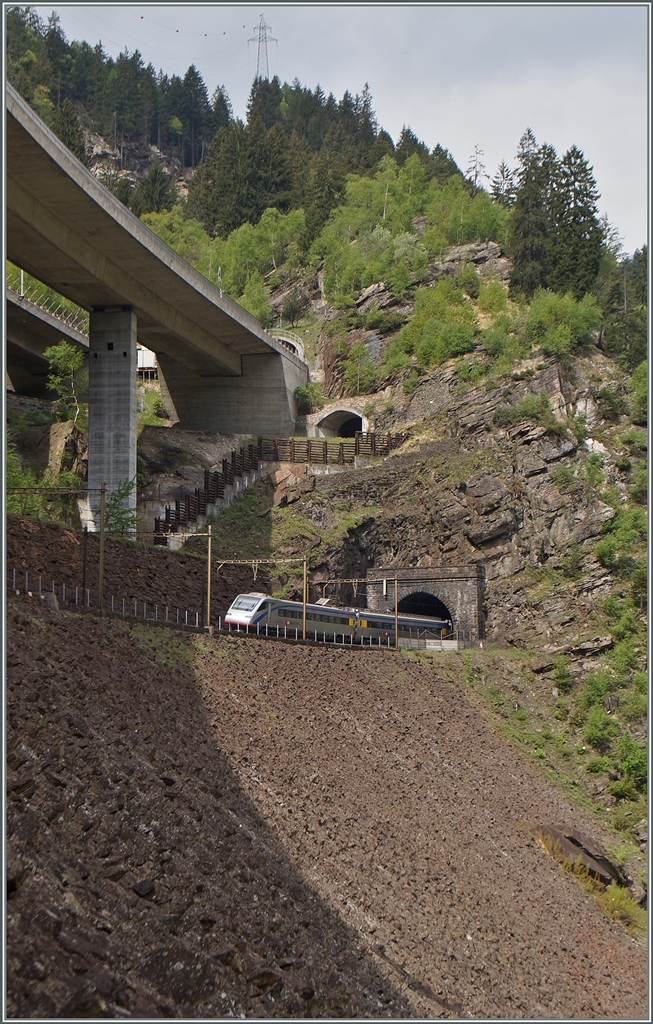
[206,525,212,629]
[98,483,106,613]
[394,578,399,650]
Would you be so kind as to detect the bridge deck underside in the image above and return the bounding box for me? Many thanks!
[6,87,306,382]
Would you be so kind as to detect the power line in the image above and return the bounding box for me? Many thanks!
[248,14,276,81]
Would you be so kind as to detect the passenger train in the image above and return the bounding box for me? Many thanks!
[224,593,452,643]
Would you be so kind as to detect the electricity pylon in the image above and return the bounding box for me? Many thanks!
[248,14,277,81]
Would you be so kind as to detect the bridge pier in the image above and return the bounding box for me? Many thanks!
[83,308,137,531]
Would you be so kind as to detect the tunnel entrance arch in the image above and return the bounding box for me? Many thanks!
[365,566,485,639]
[397,592,452,621]
[316,408,367,438]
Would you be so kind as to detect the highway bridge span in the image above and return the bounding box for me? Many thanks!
[6,84,308,525]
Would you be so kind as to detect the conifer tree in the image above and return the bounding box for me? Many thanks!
[51,98,87,163]
[548,145,603,298]
[490,160,516,207]
[429,144,463,185]
[130,160,176,216]
[247,75,283,130]
[211,85,232,131]
[466,144,487,197]
[395,126,430,167]
[507,129,552,298]
[181,64,211,166]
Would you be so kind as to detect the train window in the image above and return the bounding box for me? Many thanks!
[232,596,261,611]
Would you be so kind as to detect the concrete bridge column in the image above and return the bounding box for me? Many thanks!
[84,308,137,531]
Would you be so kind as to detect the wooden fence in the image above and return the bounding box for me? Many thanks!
[154,432,407,535]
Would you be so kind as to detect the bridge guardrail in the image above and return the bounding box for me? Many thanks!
[6,265,90,336]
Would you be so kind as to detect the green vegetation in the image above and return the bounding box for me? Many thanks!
[595,507,647,576]
[383,278,478,371]
[130,161,177,217]
[477,279,508,313]
[629,360,647,426]
[343,341,378,395]
[282,286,311,328]
[7,6,646,411]
[508,129,603,301]
[524,289,601,356]
[294,382,325,414]
[137,390,170,434]
[44,340,87,425]
[93,479,138,534]
[492,391,564,435]
[6,434,47,519]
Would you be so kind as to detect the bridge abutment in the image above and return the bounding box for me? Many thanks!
[157,350,306,435]
[84,308,137,531]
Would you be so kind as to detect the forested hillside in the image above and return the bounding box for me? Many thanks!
[7,3,647,396]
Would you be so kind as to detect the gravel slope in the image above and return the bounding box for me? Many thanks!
[6,598,647,1018]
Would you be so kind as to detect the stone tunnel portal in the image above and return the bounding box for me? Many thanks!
[316,409,366,438]
[397,592,452,621]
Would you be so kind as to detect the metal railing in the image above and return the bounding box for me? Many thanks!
[268,329,305,360]
[6,265,90,336]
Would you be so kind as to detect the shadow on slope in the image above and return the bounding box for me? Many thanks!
[6,597,411,1018]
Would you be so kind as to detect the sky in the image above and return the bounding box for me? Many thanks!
[31,2,649,255]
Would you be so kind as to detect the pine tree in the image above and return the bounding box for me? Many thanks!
[507,129,552,299]
[181,64,211,166]
[490,160,516,207]
[428,144,463,185]
[466,144,487,197]
[211,85,232,131]
[51,98,87,163]
[247,75,283,130]
[395,126,430,167]
[548,146,603,298]
[130,160,176,216]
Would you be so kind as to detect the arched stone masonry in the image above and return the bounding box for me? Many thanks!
[365,566,485,639]
[316,408,369,437]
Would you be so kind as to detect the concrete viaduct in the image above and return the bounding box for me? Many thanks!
[6,84,308,526]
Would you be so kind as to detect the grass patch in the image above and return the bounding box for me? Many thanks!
[539,831,646,938]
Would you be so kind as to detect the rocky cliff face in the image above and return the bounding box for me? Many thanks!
[272,353,641,652]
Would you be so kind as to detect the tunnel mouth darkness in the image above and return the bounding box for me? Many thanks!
[317,409,364,438]
[397,592,452,621]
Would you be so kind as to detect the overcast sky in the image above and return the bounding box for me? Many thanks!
[33,3,649,255]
